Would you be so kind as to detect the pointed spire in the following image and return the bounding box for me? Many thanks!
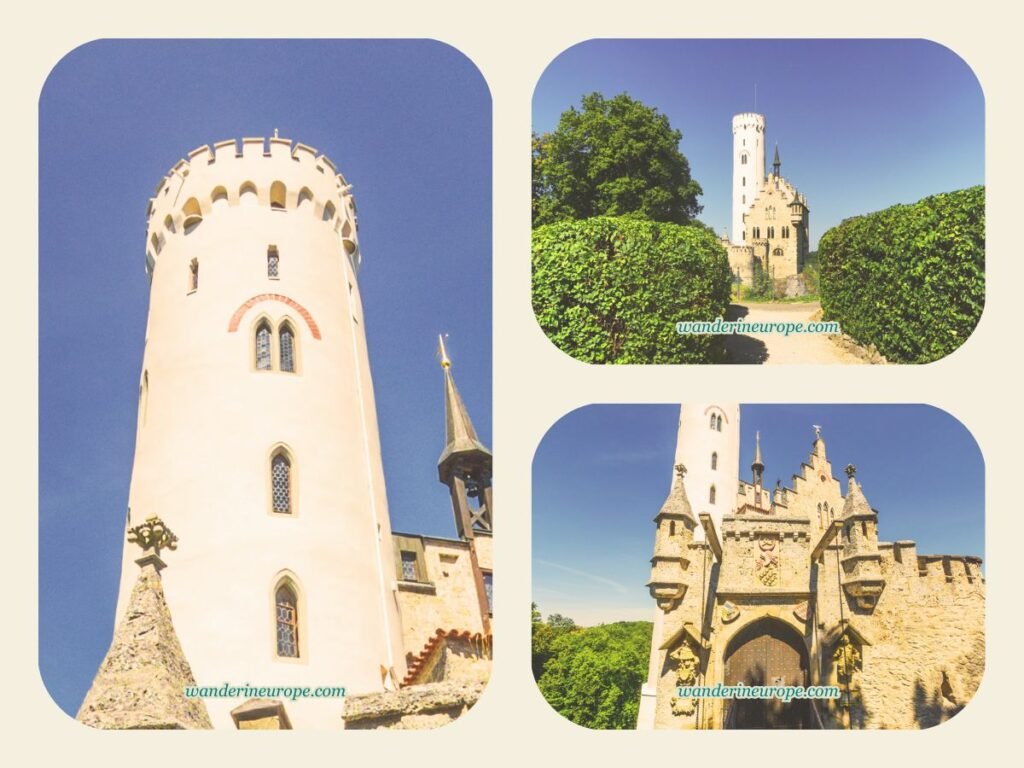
[772,144,781,176]
[842,465,874,518]
[437,335,491,484]
[77,519,212,729]
[658,464,697,523]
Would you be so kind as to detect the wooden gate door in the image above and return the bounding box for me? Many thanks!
[723,619,810,728]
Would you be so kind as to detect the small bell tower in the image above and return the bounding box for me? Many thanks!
[437,335,493,631]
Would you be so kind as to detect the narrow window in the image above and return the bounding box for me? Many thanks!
[716,415,723,431]
[267,246,280,278]
[742,195,746,205]
[182,197,203,233]
[297,187,314,210]
[711,452,718,470]
[742,176,746,186]
[255,322,272,370]
[239,181,258,206]
[323,201,336,222]
[275,584,299,658]
[710,485,717,504]
[271,451,292,514]
[279,324,296,373]
[270,181,287,211]
[188,259,199,292]
[710,414,716,430]
[211,186,228,209]
[400,551,419,581]
[482,571,493,615]
[669,520,676,536]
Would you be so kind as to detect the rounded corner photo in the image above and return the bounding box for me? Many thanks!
[531,39,984,365]
[40,38,493,732]
[531,403,984,730]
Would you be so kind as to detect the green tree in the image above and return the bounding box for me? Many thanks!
[532,216,733,364]
[536,620,653,730]
[533,92,703,226]
[531,605,578,680]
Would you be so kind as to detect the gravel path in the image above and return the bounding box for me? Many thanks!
[723,301,867,365]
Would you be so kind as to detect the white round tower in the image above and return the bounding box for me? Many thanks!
[114,136,406,729]
[731,113,766,244]
[672,403,741,538]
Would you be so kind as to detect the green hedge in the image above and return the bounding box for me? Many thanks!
[819,186,984,363]
[532,216,733,364]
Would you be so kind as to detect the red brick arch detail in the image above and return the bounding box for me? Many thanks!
[227,293,322,340]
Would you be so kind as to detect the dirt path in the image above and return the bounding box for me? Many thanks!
[723,301,866,365]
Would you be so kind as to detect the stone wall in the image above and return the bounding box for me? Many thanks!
[341,681,485,730]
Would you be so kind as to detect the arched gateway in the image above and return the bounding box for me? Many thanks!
[722,617,811,728]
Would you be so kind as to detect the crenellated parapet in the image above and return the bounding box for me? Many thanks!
[731,112,765,133]
[144,137,361,278]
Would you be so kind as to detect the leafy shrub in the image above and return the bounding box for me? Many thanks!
[535,619,653,730]
[818,186,984,363]
[532,216,733,364]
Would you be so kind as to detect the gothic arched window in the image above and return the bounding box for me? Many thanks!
[267,246,280,278]
[740,153,748,165]
[709,485,717,504]
[279,323,296,373]
[275,583,300,658]
[711,452,718,470]
[271,450,292,514]
[716,415,723,432]
[255,321,273,371]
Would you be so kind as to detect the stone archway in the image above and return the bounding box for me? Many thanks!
[722,617,811,729]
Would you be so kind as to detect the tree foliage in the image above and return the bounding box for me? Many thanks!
[818,186,984,363]
[531,610,653,730]
[532,216,733,363]
[533,92,703,226]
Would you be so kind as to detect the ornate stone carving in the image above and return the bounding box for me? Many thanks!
[128,516,178,556]
[669,642,700,717]
[833,635,862,684]
[755,536,780,586]
[720,601,740,624]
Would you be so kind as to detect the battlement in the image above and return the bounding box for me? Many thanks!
[732,112,765,133]
[873,542,984,587]
[144,137,361,276]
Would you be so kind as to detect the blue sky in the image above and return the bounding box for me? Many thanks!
[533,39,984,248]
[532,404,984,626]
[38,40,491,716]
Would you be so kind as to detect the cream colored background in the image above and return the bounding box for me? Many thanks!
[7,0,1021,761]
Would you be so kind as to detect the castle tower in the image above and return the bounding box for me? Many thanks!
[672,403,740,538]
[111,137,406,729]
[437,335,493,632]
[732,112,766,244]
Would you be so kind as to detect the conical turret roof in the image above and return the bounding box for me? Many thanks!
[656,465,697,523]
[842,466,875,518]
[77,559,212,729]
[437,335,491,483]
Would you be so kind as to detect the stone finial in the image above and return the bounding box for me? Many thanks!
[813,424,822,440]
[674,463,687,479]
[845,464,857,479]
[128,516,178,571]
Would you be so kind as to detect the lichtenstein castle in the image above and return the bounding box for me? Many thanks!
[724,113,810,291]
[637,404,984,730]
[75,137,492,731]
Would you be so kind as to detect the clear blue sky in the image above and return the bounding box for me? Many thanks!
[39,40,491,716]
[532,404,984,626]
[533,39,984,248]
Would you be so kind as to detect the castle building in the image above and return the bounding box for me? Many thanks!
[637,405,984,730]
[726,113,810,288]
[76,137,492,731]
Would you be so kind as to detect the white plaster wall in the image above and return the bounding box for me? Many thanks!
[673,403,741,539]
[732,113,765,244]
[114,138,406,730]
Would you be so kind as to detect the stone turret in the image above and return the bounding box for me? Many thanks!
[839,466,886,610]
[647,465,697,611]
[78,518,212,729]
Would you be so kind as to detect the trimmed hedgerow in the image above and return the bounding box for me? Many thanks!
[818,186,984,364]
[532,216,733,364]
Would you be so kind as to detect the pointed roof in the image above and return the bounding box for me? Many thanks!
[841,465,875,518]
[752,430,764,469]
[77,559,212,729]
[656,464,697,523]
[437,335,491,483]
